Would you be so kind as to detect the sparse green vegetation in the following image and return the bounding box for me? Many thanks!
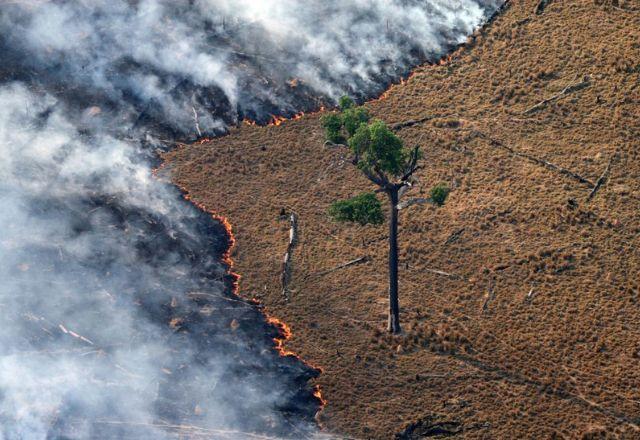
[430,184,450,206]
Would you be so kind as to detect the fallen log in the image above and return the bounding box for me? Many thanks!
[587,153,617,201]
[281,212,298,301]
[523,76,591,115]
[484,136,594,187]
[391,115,437,131]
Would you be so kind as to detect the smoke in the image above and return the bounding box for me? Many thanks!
[0,1,503,439]
[1,0,502,138]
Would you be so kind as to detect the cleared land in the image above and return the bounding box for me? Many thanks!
[164,0,640,438]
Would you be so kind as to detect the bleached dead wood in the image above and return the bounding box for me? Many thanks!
[281,212,298,301]
[58,323,94,345]
[425,268,464,280]
[482,279,495,313]
[191,106,202,138]
[522,76,591,115]
[524,288,536,302]
[587,153,617,201]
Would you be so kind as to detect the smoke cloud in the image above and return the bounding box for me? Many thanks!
[0,1,502,438]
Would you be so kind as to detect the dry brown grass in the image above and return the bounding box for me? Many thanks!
[163,1,640,438]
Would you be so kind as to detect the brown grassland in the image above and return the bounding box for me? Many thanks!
[163,0,640,438]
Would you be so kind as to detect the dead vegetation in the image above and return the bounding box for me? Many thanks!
[164,0,640,438]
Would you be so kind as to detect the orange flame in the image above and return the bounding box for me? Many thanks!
[313,385,327,406]
[268,115,287,126]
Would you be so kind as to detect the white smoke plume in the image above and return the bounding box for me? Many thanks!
[1,0,503,138]
[0,1,503,439]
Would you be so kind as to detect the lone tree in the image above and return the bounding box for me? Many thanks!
[323,97,447,334]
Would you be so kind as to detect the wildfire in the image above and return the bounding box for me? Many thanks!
[268,115,287,126]
[153,156,327,415]
[266,316,298,357]
[313,385,327,406]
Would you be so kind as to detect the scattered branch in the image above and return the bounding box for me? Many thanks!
[522,76,591,115]
[303,256,370,281]
[424,268,465,280]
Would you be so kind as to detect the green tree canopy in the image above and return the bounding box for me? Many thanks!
[328,192,384,226]
[321,95,370,144]
[349,120,420,181]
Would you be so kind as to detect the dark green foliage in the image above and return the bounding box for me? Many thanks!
[349,120,419,177]
[328,192,384,226]
[430,184,450,206]
[339,95,355,111]
[320,96,370,143]
[320,113,345,143]
[341,107,370,137]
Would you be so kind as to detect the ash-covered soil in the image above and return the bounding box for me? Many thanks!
[165,0,640,438]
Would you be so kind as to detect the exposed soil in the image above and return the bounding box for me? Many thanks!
[163,0,640,438]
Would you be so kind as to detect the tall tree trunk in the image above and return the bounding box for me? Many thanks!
[387,188,401,334]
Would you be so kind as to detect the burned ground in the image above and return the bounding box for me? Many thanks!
[165,0,640,438]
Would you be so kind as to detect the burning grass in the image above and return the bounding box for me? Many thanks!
[164,0,640,437]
